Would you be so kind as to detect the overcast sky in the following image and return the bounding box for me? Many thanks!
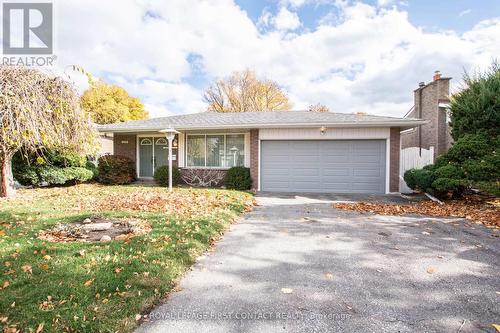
[12,0,500,117]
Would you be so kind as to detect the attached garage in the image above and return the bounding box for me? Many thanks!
[260,140,387,194]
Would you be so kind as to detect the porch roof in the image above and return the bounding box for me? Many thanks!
[97,110,427,133]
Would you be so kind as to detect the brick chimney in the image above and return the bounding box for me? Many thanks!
[433,70,442,81]
[401,71,452,160]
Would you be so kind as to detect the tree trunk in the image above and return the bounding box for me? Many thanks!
[0,152,16,197]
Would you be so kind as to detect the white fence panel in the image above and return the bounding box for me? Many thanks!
[399,146,434,193]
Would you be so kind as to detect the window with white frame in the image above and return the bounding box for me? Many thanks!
[186,134,245,168]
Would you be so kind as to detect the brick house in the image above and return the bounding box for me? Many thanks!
[98,111,425,194]
[401,71,453,160]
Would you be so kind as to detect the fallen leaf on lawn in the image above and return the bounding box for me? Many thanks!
[10,302,15,308]
[135,314,142,321]
[2,281,9,289]
[492,324,500,332]
[35,322,44,333]
[325,273,333,280]
[79,250,86,257]
[43,255,51,260]
[84,279,94,286]
[40,263,49,271]
[4,261,11,267]
[427,267,436,274]
[0,230,5,237]
[281,288,293,294]
[114,267,122,273]
[102,298,109,303]
[0,316,7,323]
[21,264,32,274]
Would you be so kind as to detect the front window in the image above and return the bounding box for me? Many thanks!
[186,135,205,167]
[186,134,245,168]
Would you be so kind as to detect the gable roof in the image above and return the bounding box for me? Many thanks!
[97,110,426,132]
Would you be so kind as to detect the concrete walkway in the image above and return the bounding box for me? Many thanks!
[137,194,500,333]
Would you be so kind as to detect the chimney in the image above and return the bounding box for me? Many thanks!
[418,82,425,88]
[433,70,441,81]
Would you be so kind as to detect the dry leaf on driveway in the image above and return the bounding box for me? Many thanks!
[281,288,293,294]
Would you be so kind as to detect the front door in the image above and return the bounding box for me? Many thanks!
[139,137,176,178]
[139,137,154,177]
[154,138,168,168]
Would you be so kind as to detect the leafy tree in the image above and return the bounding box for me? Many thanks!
[0,66,98,197]
[308,103,330,112]
[81,82,148,124]
[203,70,292,112]
[450,61,500,140]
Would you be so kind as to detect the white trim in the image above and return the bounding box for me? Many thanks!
[185,133,248,169]
[385,138,390,194]
[258,138,261,191]
[244,133,250,168]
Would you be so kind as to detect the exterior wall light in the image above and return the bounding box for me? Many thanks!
[320,126,327,136]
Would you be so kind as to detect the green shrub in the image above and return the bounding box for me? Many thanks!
[153,166,181,186]
[38,166,69,185]
[431,178,467,196]
[65,167,94,183]
[13,149,97,187]
[443,134,492,163]
[403,168,434,192]
[224,167,252,190]
[97,155,136,184]
[85,161,99,179]
[14,166,39,186]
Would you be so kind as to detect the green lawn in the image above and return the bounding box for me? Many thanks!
[0,184,254,332]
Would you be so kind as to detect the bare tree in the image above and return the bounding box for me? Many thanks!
[204,70,292,112]
[308,103,330,112]
[0,66,98,197]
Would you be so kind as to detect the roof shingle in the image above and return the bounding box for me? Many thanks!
[97,110,425,132]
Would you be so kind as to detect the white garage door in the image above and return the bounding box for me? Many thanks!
[261,140,386,193]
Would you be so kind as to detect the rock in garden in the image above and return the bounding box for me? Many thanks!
[83,222,112,232]
[82,218,92,224]
[100,235,112,242]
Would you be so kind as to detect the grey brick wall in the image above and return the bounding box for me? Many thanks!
[390,128,400,192]
[113,134,137,163]
[401,77,451,160]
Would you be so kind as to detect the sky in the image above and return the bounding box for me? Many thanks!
[3,0,500,118]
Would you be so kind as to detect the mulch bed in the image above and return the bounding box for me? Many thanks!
[333,198,500,228]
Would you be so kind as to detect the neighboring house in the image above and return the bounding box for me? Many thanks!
[98,111,424,194]
[99,134,114,156]
[401,71,453,160]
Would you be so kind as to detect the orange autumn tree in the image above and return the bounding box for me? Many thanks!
[0,66,98,197]
[204,70,292,112]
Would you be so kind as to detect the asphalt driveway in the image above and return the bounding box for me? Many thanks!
[137,193,500,333]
